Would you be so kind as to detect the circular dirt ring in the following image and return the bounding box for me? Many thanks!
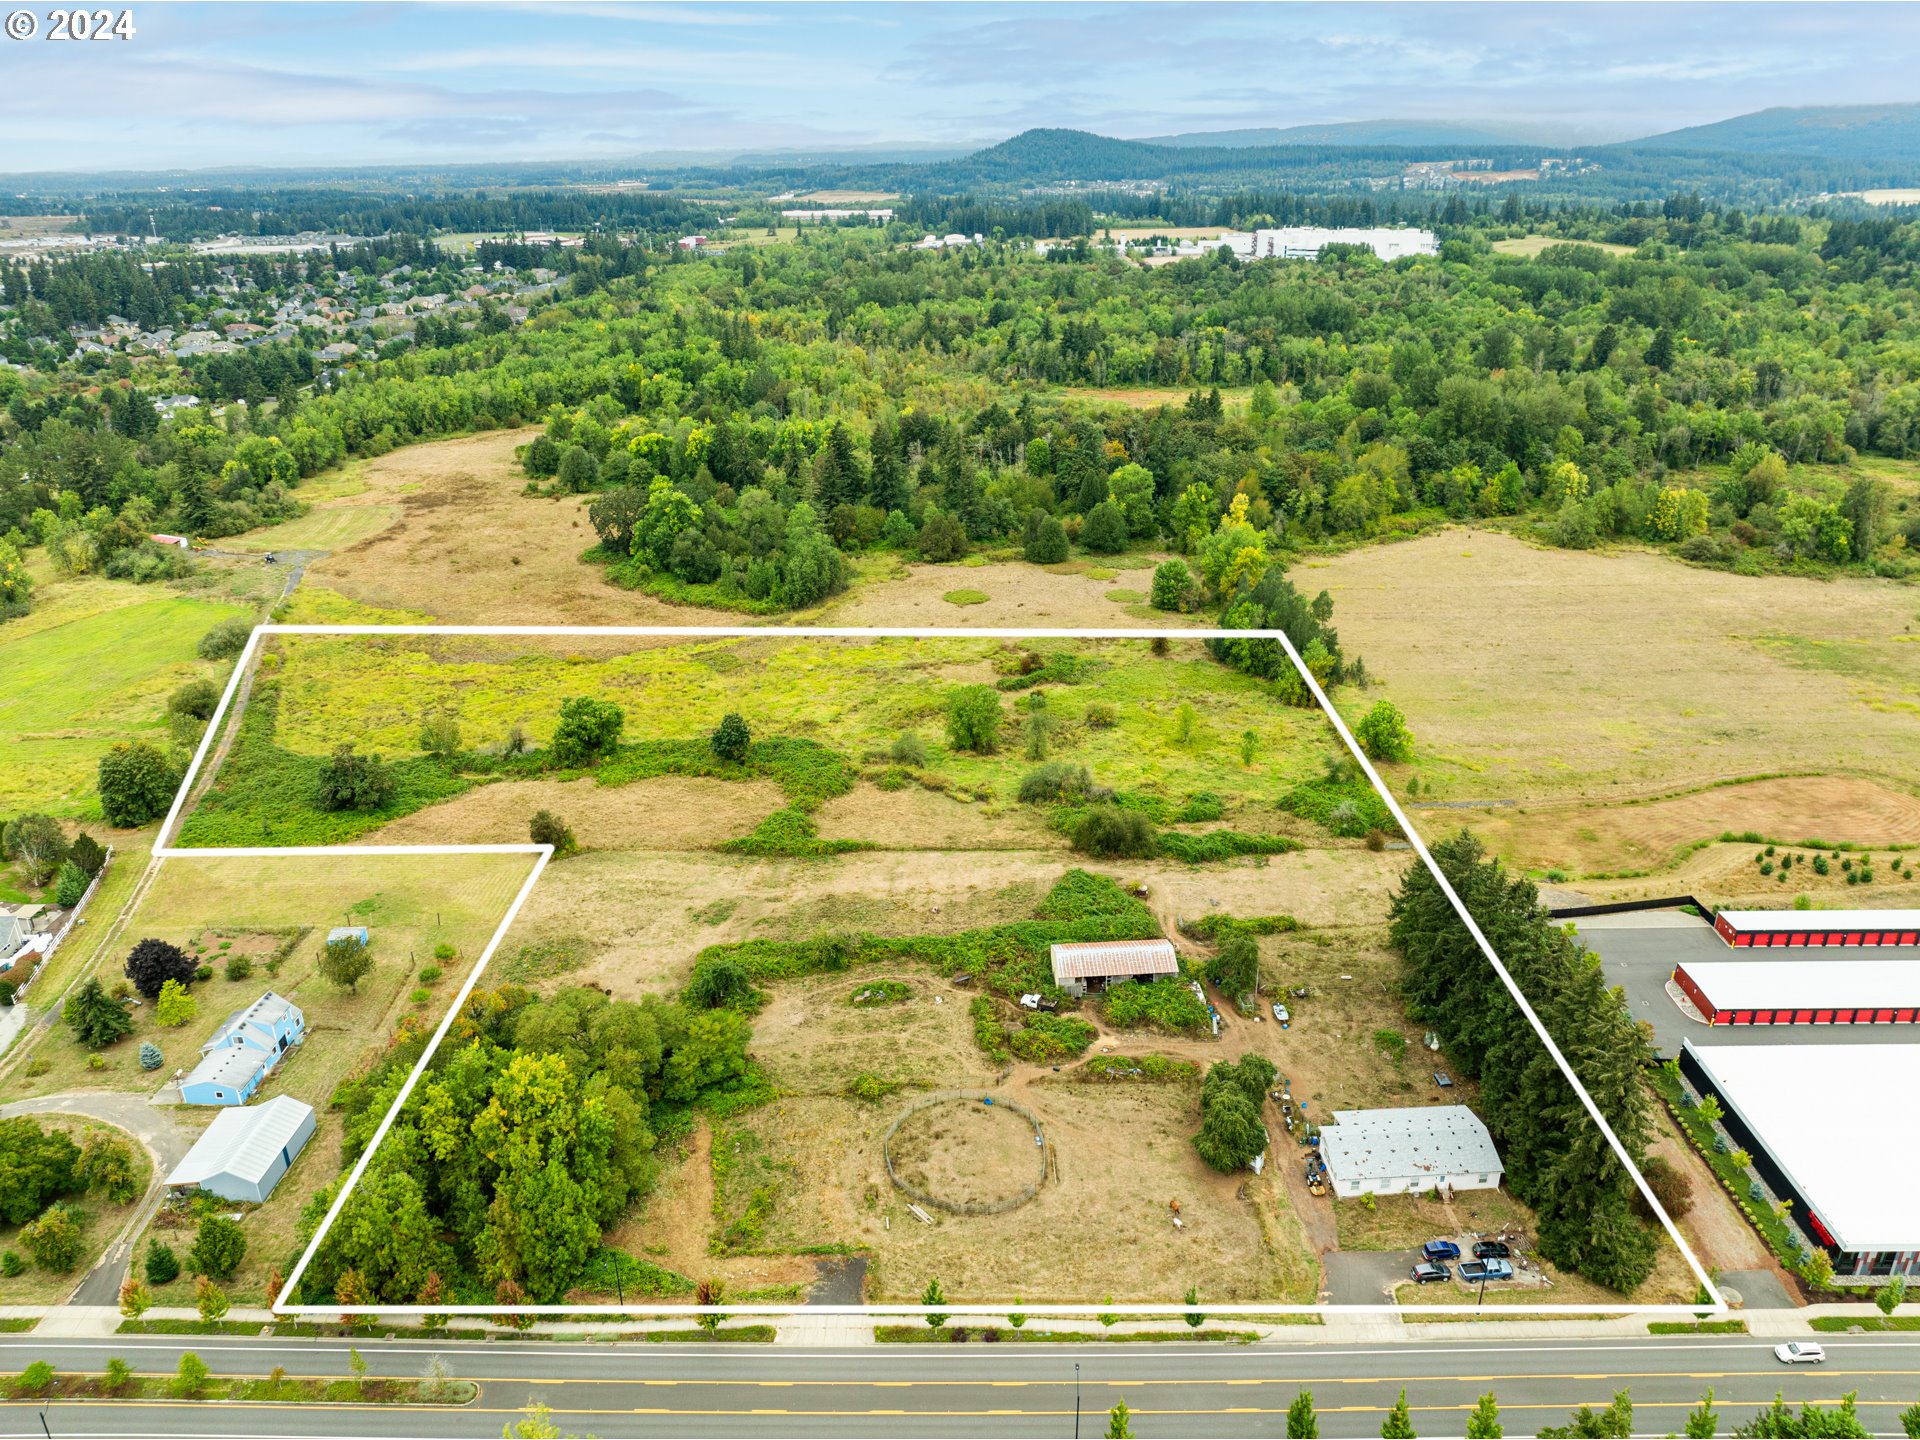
[883,1094,1048,1216]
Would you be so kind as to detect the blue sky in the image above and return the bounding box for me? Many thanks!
[2,2,1917,173]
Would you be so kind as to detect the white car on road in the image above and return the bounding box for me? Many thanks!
[1773,1341,1826,1365]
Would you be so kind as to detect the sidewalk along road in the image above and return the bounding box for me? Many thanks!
[4,1334,1918,1438]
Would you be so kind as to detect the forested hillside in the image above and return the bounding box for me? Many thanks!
[5,204,1920,633]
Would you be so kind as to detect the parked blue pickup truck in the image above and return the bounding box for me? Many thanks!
[1458,1258,1514,1283]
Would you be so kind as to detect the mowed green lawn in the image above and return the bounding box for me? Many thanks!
[0,593,251,815]
[221,502,400,553]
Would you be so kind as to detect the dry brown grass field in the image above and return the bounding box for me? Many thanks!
[1456,774,1920,879]
[1309,529,1920,874]
[1490,235,1636,258]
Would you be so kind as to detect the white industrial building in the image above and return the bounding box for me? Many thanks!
[1681,1040,1920,1277]
[1318,1105,1503,1199]
[164,1095,316,1204]
[1161,226,1439,263]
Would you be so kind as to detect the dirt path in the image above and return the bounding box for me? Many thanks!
[1647,1126,1769,1274]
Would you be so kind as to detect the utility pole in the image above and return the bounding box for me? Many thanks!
[1073,1361,1081,1439]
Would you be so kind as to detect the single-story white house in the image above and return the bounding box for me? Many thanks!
[165,1095,316,1203]
[1048,938,1179,998]
[1319,1105,1503,1199]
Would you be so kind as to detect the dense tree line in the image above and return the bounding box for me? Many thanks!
[1388,832,1662,1293]
[299,981,757,1305]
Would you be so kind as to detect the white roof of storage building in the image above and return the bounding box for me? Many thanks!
[166,1096,315,1190]
[1682,959,1920,1010]
[1049,938,1178,981]
[1720,909,1920,933]
[1685,1041,1920,1251]
[1320,1105,1501,1182]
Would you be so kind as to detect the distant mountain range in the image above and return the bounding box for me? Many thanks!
[1140,119,1583,150]
[1626,103,1920,161]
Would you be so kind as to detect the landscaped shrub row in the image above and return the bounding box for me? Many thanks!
[1651,1067,1807,1273]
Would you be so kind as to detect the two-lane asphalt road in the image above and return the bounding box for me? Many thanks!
[4,1333,1918,1437]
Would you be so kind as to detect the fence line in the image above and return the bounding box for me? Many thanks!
[882,1089,1049,1217]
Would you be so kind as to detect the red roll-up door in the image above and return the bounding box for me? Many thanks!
[1816,1010,1834,1023]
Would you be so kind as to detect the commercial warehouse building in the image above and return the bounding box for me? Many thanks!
[1318,1105,1503,1199]
[1680,1040,1920,1277]
[1673,958,1920,1026]
[1713,909,1920,948]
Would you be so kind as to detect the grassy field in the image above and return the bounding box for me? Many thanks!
[181,634,1337,849]
[1308,529,1920,874]
[0,582,250,816]
[1491,235,1636,257]
[222,503,401,553]
[7,850,534,1305]
[0,1114,152,1306]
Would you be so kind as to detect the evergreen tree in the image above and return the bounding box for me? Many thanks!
[62,978,134,1049]
[1465,1393,1503,1438]
[1287,1390,1319,1438]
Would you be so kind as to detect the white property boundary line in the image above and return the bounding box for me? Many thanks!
[150,623,1722,1318]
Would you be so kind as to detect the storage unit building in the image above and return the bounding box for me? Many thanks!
[1673,958,1920,1026]
[1318,1105,1503,1199]
[164,1096,316,1203]
[1714,909,1920,948]
[1680,1040,1920,1277]
[1048,938,1178,998]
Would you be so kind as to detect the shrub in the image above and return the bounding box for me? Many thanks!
[711,712,752,764]
[687,955,756,1010]
[188,1214,246,1280]
[916,509,968,562]
[197,617,252,659]
[889,732,927,766]
[529,809,578,856]
[224,953,252,981]
[1023,512,1069,564]
[0,1250,22,1277]
[139,1041,164,1071]
[1007,1013,1096,1063]
[54,860,89,907]
[155,978,197,1029]
[22,1204,83,1270]
[1070,805,1158,859]
[1354,701,1414,762]
[97,742,178,827]
[145,1241,180,1285]
[68,832,107,877]
[1081,500,1129,554]
[1150,559,1197,612]
[1633,1153,1695,1221]
[168,677,221,722]
[0,981,13,1007]
[417,713,463,758]
[12,1359,55,1398]
[945,686,1003,754]
[319,935,373,993]
[78,1131,140,1204]
[419,965,443,983]
[1103,976,1210,1032]
[1018,762,1093,805]
[1205,934,1260,997]
[193,964,213,981]
[313,745,397,812]
[549,696,625,766]
[1083,703,1116,730]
